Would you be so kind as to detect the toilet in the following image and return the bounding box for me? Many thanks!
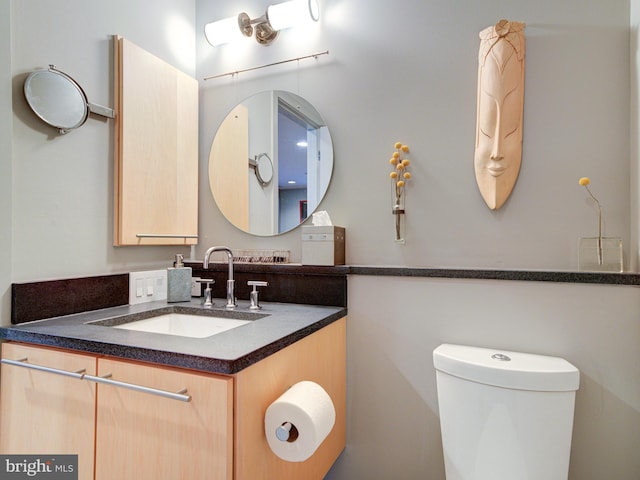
[433,344,580,480]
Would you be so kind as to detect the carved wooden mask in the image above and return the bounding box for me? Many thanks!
[474,20,526,210]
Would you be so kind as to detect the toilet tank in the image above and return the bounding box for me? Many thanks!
[433,344,580,480]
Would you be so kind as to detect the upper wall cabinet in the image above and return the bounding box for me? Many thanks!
[113,36,198,246]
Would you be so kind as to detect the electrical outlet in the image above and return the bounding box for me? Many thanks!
[129,270,167,305]
[191,276,202,297]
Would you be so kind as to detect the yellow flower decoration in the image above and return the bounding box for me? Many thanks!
[388,141,412,205]
[579,176,603,264]
[389,142,413,243]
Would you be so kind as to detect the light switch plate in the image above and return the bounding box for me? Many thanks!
[129,270,167,304]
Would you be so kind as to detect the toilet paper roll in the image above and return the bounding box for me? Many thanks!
[264,380,336,462]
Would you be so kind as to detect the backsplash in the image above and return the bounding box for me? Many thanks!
[11,274,129,324]
[188,263,348,309]
[10,265,349,324]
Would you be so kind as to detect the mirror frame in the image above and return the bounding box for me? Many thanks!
[24,66,90,133]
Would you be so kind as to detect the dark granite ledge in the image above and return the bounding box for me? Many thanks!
[194,261,640,286]
[185,261,350,276]
[348,266,640,286]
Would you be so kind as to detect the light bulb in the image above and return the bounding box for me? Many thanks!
[267,0,319,31]
[204,16,244,46]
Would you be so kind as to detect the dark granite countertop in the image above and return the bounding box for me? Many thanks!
[0,299,346,375]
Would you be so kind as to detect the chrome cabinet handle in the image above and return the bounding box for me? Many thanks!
[84,373,191,402]
[1,357,191,402]
[1,357,86,379]
[136,233,198,239]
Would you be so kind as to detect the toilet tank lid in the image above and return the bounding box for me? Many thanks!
[433,344,580,392]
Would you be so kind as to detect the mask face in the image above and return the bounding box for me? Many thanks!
[475,20,526,210]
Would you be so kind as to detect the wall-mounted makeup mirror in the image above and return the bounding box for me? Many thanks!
[23,65,114,134]
[209,90,333,236]
[249,152,274,186]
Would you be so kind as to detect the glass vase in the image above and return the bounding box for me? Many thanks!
[578,236,623,272]
[392,183,405,244]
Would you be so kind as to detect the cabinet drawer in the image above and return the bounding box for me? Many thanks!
[95,358,233,480]
[0,343,97,480]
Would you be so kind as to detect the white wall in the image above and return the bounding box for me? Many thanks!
[632,0,640,268]
[7,0,197,297]
[332,275,640,479]
[1,1,13,325]
[196,1,639,479]
[197,0,630,271]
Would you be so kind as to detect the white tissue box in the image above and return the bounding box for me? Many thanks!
[301,226,345,266]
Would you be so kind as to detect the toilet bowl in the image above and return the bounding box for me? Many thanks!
[433,344,579,480]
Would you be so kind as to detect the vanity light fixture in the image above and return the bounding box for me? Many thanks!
[204,0,319,47]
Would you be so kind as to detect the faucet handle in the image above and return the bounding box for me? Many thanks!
[248,281,268,310]
[198,278,215,307]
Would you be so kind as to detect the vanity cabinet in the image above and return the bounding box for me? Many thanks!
[1,344,233,480]
[113,36,198,246]
[0,317,346,480]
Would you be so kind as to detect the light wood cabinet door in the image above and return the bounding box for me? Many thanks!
[95,358,233,480]
[114,36,198,246]
[0,343,97,480]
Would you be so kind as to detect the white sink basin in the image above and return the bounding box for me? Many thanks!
[113,313,251,338]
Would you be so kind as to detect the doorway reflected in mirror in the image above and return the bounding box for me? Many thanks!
[209,90,333,236]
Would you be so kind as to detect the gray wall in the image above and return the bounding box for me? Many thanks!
[197,1,638,478]
[7,0,197,292]
[1,2,12,329]
[335,275,640,479]
[197,0,631,271]
[2,0,639,478]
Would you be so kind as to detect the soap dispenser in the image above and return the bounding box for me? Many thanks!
[167,254,192,303]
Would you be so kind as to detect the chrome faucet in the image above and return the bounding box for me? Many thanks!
[203,246,237,309]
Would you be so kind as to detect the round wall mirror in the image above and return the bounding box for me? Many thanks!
[209,90,334,236]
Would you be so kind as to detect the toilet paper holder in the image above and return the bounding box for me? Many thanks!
[276,422,299,442]
[265,380,336,462]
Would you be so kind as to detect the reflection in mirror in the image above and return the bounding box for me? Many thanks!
[209,91,333,236]
[249,153,274,186]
